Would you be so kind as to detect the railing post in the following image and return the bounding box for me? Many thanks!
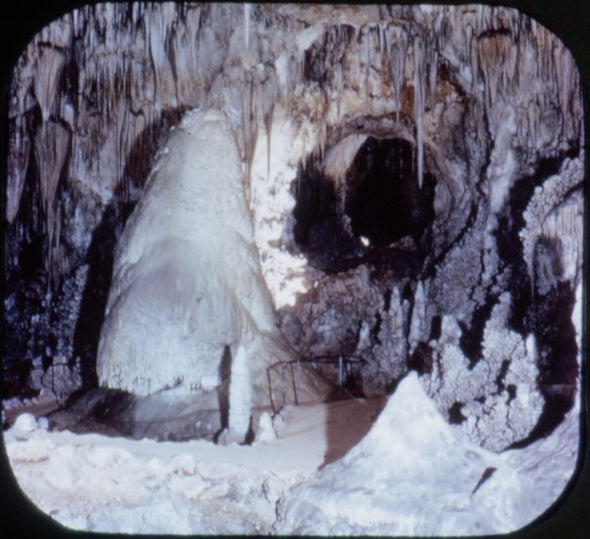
[296,360,301,405]
[281,363,287,411]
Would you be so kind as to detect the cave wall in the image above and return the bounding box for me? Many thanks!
[4,3,584,451]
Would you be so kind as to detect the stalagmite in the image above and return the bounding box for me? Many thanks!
[409,281,426,353]
[96,109,301,440]
[226,344,252,443]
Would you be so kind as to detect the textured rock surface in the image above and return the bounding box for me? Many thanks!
[3,372,579,535]
[277,372,579,535]
[4,3,583,453]
[96,108,303,423]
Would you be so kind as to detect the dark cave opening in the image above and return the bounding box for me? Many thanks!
[291,155,364,273]
[345,137,436,248]
[292,136,436,276]
[448,401,467,424]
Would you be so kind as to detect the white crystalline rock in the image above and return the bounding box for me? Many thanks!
[440,314,463,345]
[4,375,579,535]
[256,411,277,444]
[408,280,427,353]
[243,3,251,49]
[487,105,518,213]
[279,372,502,536]
[228,344,252,437]
[279,370,577,535]
[425,293,543,452]
[322,134,367,193]
[12,413,38,433]
[476,395,579,531]
[97,109,294,410]
[572,282,583,368]
[248,107,313,308]
[355,320,371,353]
[521,157,584,285]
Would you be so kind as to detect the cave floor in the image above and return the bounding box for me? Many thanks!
[3,393,388,468]
[3,394,389,533]
[2,383,579,535]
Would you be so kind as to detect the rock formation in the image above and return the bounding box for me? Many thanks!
[4,4,583,451]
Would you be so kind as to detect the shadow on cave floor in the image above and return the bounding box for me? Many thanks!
[321,388,388,466]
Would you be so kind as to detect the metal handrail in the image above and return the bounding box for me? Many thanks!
[269,354,367,407]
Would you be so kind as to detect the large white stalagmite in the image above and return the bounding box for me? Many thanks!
[96,108,297,440]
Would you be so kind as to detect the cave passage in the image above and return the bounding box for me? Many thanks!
[292,136,436,274]
[345,137,435,247]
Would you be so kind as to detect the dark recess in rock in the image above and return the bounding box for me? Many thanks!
[507,243,578,449]
[448,401,467,424]
[494,146,579,336]
[72,202,120,390]
[429,315,442,341]
[494,359,511,394]
[408,341,434,375]
[345,137,436,248]
[458,293,497,368]
[292,156,361,272]
[291,136,436,279]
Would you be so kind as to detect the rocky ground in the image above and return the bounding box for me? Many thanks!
[2,372,580,535]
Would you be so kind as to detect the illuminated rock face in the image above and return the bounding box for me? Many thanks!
[5,5,584,451]
[95,108,318,441]
[96,110,283,401]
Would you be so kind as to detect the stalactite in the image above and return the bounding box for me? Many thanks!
[242,78,258,187]
[378,22,386,69]
[413,35,424,189]
[427,45,438,111]
[6,116,31,223]
[34,119,71,286]
[259,65,278,180]
[553,45,577,142]
[387,23,409,123]
[335,61,342,120]
[364,26,371,105]
[244,3,251,49]
[34,44,66,123]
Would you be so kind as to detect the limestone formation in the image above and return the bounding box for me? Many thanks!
[5,4,583,451]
